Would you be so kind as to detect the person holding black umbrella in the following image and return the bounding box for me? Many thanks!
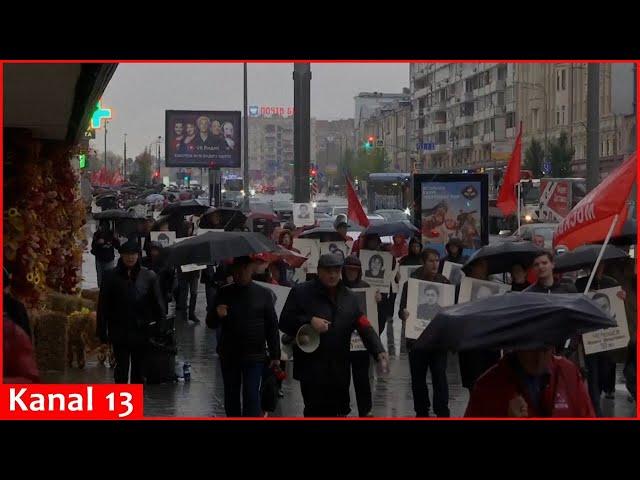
[398,248,451,417]
[97,239,167,384]
[465,346,595,417]
[206,256,280,417]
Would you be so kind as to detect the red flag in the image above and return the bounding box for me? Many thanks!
[553,153,636,249]
[496,122,523,216]
[346,175,370,228]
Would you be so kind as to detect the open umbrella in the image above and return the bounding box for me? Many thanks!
[298,227,345,241]
[145,194,165,204]
[93,209,135,220]
[254,245,309,268]
[160,199,209,217]
[554,244,629,273]
[166,231,277,266]
[414,292,616,352]
[199,207,248,230]
[462,241,543,275]
[362,220,419,238]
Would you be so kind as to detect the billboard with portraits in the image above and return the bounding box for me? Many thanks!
[165,110,241,168]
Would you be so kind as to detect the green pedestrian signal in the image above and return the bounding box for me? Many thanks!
[79,154,87,169]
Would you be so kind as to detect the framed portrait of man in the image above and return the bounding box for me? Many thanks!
[359,249,394,288]
[405,279,456,339]
[292,238,320,274]
[320,241,350,261]
[151,231,176,248]
[293,203,315,227]
[349,287,379,351]
[458,277,511,304]
[583,287,630,354]
[442,261,465,285]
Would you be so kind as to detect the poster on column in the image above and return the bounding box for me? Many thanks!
[293,238,320,274]
[582,287,630,354]
[405,279,456,339]
[255,281,293,360]
[349,288,379,351]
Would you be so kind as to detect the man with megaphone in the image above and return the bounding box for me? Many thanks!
[280,253,389,417]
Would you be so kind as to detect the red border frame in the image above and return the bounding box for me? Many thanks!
[0,59,637,421]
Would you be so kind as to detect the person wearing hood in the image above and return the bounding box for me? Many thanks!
[141,241,175,313]
[399,237,423,266]
[334,215,354,244]
[342,255,383,417]
[97,239,167,384]
[438,237,468,273]
[91,220,120,289]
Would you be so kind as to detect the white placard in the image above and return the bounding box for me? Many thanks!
[359,250,394,288]
[255,281,293,360]
[349,287,380,351]
[397,264,422,297]
[458,277,511,304]
[293,203,315,227]
[153,211,161,220]
[405,279,456,339]
[180,264,207,273]
[197,228,224,236]
[173,235,195,244]
[583,287,630,354]
[150,231,176,247]
[293,238,320,274]
[442,261,466,285]
[320,241,350,261]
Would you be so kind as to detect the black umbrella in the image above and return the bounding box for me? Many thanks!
[554,244,629,273]
[160,199,209,217]
[608,219,636,247]
[298,227,345,241]
[462,241,543,275]
[93,209,135,220]
[199,207,247,230]
[414,292,616,352]
[363,220,419,238]
[166,231,276,266]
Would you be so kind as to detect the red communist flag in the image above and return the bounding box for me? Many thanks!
[553,153,636,250]
[346,175,370,228]
[496,122,523,216]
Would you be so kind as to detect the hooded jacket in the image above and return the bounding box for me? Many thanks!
[439,238,468,272]
[399,237,423,266]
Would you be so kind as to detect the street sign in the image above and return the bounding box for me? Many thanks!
[376,139,384,148]
[85,128,96,139]
[416,142,435,151]
[90,101,111,129]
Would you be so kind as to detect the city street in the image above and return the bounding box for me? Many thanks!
[39,216,636,418]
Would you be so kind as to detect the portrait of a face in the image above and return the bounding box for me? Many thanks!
[223,122,234,138]
[298,204,310,218]
[174,122,184,136]
[185,123,196,136]
[593,293,612,315]
[365,254,385,279]
[416,284,442,322]
[197,116,210,133]
[210,120,222,136]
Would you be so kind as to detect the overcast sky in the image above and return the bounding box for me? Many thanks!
[92,63,409,159]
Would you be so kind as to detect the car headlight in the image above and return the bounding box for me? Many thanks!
[221,188,226,194]
[524,215,532,222]
[249,188,256,196]
[312,201,317,208]
[404,207,411,216]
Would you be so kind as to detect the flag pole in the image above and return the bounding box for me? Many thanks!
[583,214,619,293]
[517,181,521,231]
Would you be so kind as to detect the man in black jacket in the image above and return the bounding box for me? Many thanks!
[280,253,388,417]
[399,248,451,417]
[206,256,280,417]
[524,250,578,294]
[91,220,120,288]
[438,237,468,273]
[97,240,167,384]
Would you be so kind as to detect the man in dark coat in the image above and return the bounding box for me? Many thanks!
[97,240,167,384]
[280,253,388,417]
[438,237,468,273]
[91,220,120,288]
[399,248,451,417]
[206,256,280,417]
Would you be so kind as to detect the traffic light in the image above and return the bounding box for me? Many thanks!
[79,154,87,169]
[154,171,160,178]
[368,136,375,148]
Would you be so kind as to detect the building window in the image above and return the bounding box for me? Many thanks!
[506,112,515,129]
[532,108,539,130]
[607,139,611,156]
[557,72,560,91]
[562,111,565,125]
[557,111,560,125]
[561,70,566,90]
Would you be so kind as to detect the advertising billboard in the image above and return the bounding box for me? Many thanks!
[413,173,488,257]
[165,110,241,168]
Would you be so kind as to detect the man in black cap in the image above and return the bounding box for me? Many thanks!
[206,256,280,417]
[280,253,389,417]
[97,239,167,384]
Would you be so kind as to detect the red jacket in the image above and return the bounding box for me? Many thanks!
[464,354,595,418]
[3,315,40,383]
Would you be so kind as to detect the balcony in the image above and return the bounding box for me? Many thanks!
[481,132,495,143]
[491,105,506,116]
[462,91,474,102]
[414,86,428,98]
[490,79,506,91]
[458,114,473,125]
[433,122,448,132]
[458,138,472,148]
